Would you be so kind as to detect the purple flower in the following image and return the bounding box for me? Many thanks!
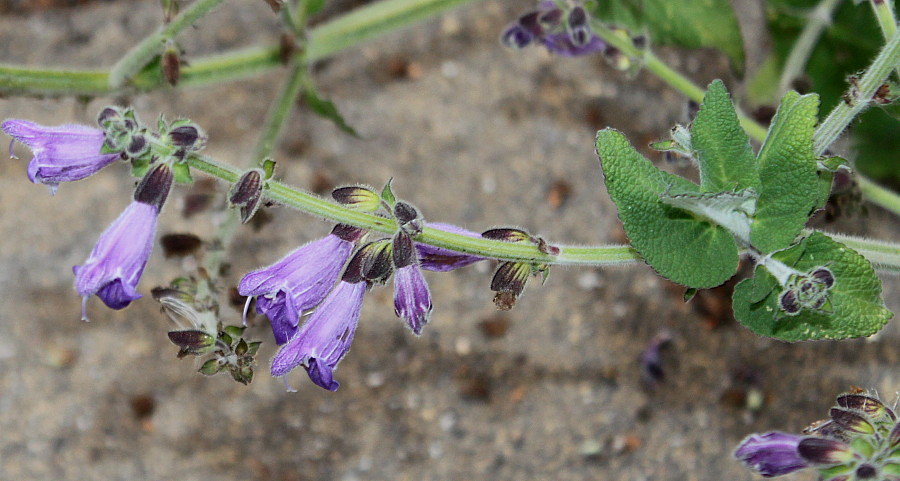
[392,231,432,335]
[73,201,158,320]
[270,280,366,391]
[416,222,484,272]
[540,32,607,57]
[2,120,120,194]
[239,225,362,345]
[734,432,808,477]
[73,163,172,321]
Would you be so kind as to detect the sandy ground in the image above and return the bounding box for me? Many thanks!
[0,1,897,480]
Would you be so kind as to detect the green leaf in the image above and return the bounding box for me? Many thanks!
[812,156,850,213]
[304,0,326,15]
[130,157,150,179]
[750,91,819,253]
[594,0,745,71]
[596,128,739,288]
[659,189,756,241]
[171,162,193,184]
[303,88,359,137]
[733,232,892,341]
[690,80,759,193]
[380,178,396,206]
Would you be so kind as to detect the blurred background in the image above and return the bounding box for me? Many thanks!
[0,1,897,479]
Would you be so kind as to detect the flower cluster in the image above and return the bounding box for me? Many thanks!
[3,108,203,321]
[3,108,558,391]
[500,1,607,57]
[734,392,900,480]
[240,184,488,391]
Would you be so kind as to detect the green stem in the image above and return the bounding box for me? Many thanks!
[251,61,308,166]
[590,22,769,142]
[108,0,228,88]
[812,29,900,155]
[871,0,898,44]
[819,230,900,274]
[776,0,842,96]
[184,153,640,265]
[856,175,900,216]
[0,0,480,97]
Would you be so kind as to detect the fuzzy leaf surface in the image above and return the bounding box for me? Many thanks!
[596,128,738,288]
[690,80,758,193]
[750,91,819,253]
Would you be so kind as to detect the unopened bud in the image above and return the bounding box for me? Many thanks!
[331,224,366,243]
[168,124,202,150]
[810,267,835,288]
[778,289,801,315]
[97,107,122,128]
[354,239,394,284]
[168,330,215,358]
[394,200,422,235]
[482,227,532,243]
[126,134,149,158]
[134,162,174,211]
[229,169,264,223]
[567,6,591,47]
[332,185,381,212]
[490,261,532,310]
[392,231,415,268]
[162,46,181,86]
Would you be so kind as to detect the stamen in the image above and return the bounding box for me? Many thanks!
[7,139,18,160]
[242,296,253,327]
[80,296,90,322]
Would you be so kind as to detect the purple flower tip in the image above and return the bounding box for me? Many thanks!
[393,264,433,335]
[73,201,158,320]
[1,119,120,194]
[270,281,367,391]
[734,432,808,477]
[239,233,354,345]
[540,32,607,57]
[416,222,485,272]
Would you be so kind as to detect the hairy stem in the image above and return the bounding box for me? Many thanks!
[820,230,900,275]
[184,153,640,265]
[108,0,228,88]
[776,0,842,96]
[0,0,479,97]
[251,61,308,166]
[812,30,900,155]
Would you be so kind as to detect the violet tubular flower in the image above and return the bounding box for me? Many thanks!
[415,222,485,272]
[238,224,363,345]
[270,279,367,391]
[2,120,120,195]
[392,231,432,335]
[73,163,172,321]
[540,32,607,57]
[734,432,808,477]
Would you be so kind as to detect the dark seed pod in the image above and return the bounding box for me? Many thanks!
[836,393,895,421]
[331,224,366,243]
[97,107,122,128]
[567,6,590,47]
[168,330,215,358]
[829,408,875,435]
[490,261,531,310]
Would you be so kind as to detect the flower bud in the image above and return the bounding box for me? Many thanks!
[168,330,216,358]
[394,200,422,235]
[490,261,532,310]
[829,408,875,435]
[331,224,366,243]
[162,44,180,86]
[332,185,381,212]
[229,169,264,223]
[97,107,122,128]
[482,227,532,243]
[392,231,415,269]
[810,267,835,288]
[567,6,591,47]
[125,134,149,158]
[351,239,394,284]
[778,289,801,315]
[168,124,203,150]
[797,438,857,465]
[134,162,174,211]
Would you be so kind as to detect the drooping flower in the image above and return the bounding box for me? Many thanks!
[238,224,363,345]
[734,432,808,477]
[270,279,367,391]
[73,163,172,320]
[415,222,484,272]
[2,119,121,194]
[392,231,432,335]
